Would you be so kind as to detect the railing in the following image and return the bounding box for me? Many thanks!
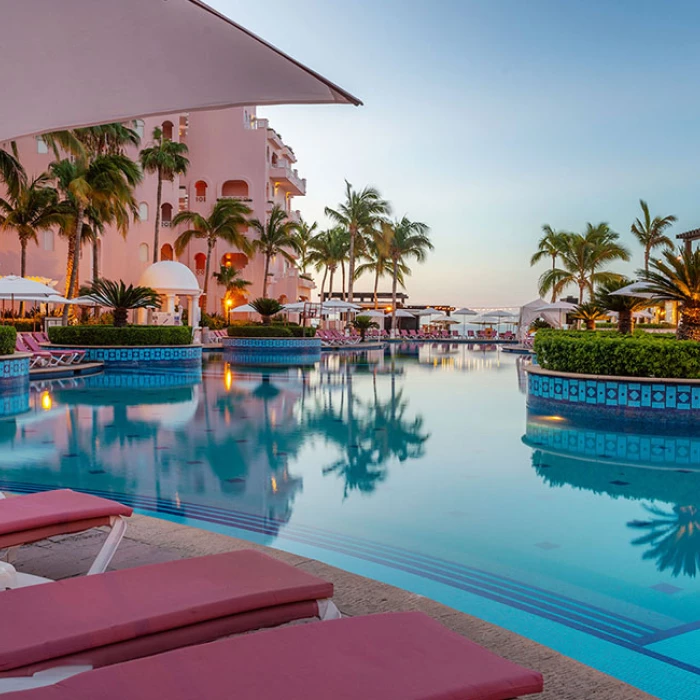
[162,221,171,228]
[219,196,253,202]
[195,195,206,203]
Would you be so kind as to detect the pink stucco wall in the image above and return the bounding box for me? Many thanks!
[0,107,314,313]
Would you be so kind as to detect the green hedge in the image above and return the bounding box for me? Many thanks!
[48,326,193,346]
[227,325,293,338]
[0,326,16,355]
[534,329,700,378]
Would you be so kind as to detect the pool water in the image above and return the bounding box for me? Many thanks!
[4,345,700,699]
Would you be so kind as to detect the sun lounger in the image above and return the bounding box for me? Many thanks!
[0,549,339,691]
[0,490,132,586]
[0,611,544,698]
[20,335,85,366]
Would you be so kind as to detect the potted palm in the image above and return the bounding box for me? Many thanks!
[352,315,379,342]
[80,279,161,327]
[250,297,284,326]
[572,302,606,331]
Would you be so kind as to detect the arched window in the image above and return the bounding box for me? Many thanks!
[36,136,48,154]
[178,186,188,212]
[161,203,173,226]
[138,202,149,222]
[161,121,174,140]
[221,180,249,199]
[160,243,174,262]
[221,252,248,269]
[278,294,288,304]
[194,180,207,203]
[194,252,207,275]
[43,230,54,251]
[133,119,145,139]
[138,243,149,263]
[271,153,278,166]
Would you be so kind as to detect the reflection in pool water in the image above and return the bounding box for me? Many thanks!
[2,345,700,698]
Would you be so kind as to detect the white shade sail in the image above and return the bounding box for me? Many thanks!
[0,0,360,143]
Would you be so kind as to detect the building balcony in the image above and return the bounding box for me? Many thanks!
[269,164,306,196]
[266,128,284,149]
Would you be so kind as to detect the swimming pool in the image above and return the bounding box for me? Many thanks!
[3,345,699,698]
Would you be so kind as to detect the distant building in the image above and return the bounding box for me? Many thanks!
[0,107,314,313]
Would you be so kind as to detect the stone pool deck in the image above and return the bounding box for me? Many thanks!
[14,514,657,700]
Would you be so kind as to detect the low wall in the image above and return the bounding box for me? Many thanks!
[0,353,30,388]
[221,337,321,367]
[50,345,202,369]
[526,365,700,424]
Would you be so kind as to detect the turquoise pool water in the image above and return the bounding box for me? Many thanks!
[3,345,700,698]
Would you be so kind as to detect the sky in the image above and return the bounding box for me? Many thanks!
[212,0,700,307]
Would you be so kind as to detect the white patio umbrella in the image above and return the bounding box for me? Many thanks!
[231,303,257,313]
[452,307,477,336]
[393,309,416,318]
[0,276,59,299]
[534,301,576,330]
[610,281,657,299]
[0,0,360,144]
[321,300,362,310]
[413,308,442,316]
[361,310,386,318]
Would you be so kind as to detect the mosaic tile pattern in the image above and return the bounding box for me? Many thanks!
[222,337,321,366]
[0,388,30,418]
[0,355,30,382]
[52,345,202,368]
[527,370,700,422]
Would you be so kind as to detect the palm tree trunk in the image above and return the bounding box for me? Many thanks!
[153,168,162,263]
[319,267,328,302]
[550,254,556,302]
[341,261,346,301]
[92,239,99,282]
[328,267,335,297]
[678,306,700,341]
[373,269,379,309]
[63,209,84,323]
[202,238,214,310]
[391,259,398,337]
[644,247,650,274]
[579,282,586,305]
[19,240,27,316]
[262,253,271,298]
[347,225,356,303]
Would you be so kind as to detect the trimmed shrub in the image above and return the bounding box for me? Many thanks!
[534,329,700,379]
[227,325,293,338]
[48,326,193,346]
[0,326,17,355]
[289,326,317,338]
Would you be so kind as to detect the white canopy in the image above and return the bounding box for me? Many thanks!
[610,281,657,299]
[393,309,416,318]
[321,300,361,310]
[452,307,477,316]
[360,310,386,318]
[0,0,360,143]
[518,298,563,340]
[231,303,257,313]
[535,301,577,312]
[486,309,517,318]
[0,276,58,298]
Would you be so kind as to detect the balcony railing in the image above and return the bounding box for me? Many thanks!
[162,221,171,228]
[195,195,206,203]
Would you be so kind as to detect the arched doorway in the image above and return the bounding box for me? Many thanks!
[221,252,249,269]
[194,252,207,276]
[221,180,249,199]
[160,243,174,262]
[161,203,173,227]
[194,181,207,203]
[161,121,174,140]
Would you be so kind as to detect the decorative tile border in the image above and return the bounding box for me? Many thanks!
[51,345,202,368]
[527,367,700,423]
[0,354,30,382]
[222,337,321,366]
[0,387,29,418]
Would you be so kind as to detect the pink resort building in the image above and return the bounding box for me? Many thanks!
[0,106,315,314]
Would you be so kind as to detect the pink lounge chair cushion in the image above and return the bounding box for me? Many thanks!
[3,612,544,700]
[0,550,333,673]
[0,489,132,548]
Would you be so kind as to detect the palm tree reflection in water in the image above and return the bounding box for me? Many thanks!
[306,355,430,499]
[628,504,700,579]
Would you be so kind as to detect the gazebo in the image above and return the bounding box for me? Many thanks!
[138,262,202,327]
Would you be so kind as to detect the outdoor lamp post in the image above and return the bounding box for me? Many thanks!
[226,298,233,325]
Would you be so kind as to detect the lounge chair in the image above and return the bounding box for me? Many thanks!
[0,490,132,586]
[0,549,340,691]
[20,335,85,366]
[0,611,544,698]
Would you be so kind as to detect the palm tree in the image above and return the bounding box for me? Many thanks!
[572,302,606,330]
[530,225,567,302]
[293,217,317,276]
[307,227,348,301]
[631,200,677,273]
[172,198,251,305]
[250,297,283,325]
[212,264,251,306]
[640,248,700,340]
[0,174,64,278]
[385,217,433,335]
[50,154,142,322]
[595,278,649,334]
[537,223,630,303]
[0,147,25,201]
[248,205,299,298]
[140,126,190,263]
[352,315,379,342]
[355,225,400,309]
[80,278,160,327]
[325,181,391,303]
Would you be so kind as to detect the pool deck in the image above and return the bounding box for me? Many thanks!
[13,514,657,700]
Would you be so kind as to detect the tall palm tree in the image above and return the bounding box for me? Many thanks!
[530,225,567,302]
[355,225,406,309]
[0,174,64,278]
[0,147,25,201]
[248,205,299,298]
[50,154,142,322]
[631,199,677,273]
[307,227,348,301]
[293,217,317,275]
[537,223,629,302]
[325,181,391,303]
[172,198,251,304]
[641,247,700,340]
[385,217,433,334]
[140,126,190,263]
